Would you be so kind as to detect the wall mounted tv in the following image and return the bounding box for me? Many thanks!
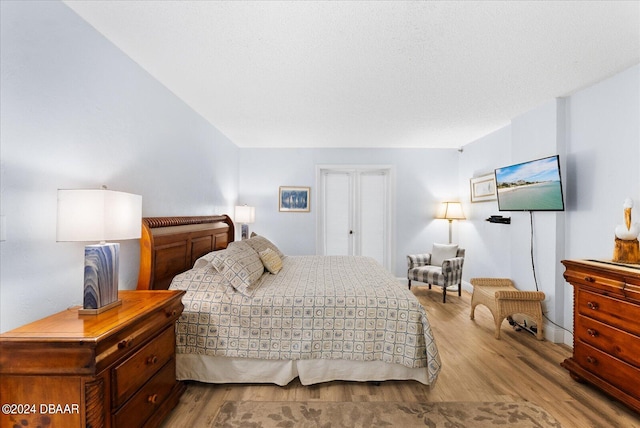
[494,155,565,211]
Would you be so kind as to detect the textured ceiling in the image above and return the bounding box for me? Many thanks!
[63,1,639,149]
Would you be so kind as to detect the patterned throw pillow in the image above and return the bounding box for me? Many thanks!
[259,248,283,274]
[247,233,285,259]
[210,241,264,295]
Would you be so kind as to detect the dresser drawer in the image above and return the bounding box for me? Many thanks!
[575,314,640,368]
[564,267,625,293]
[95,296,183,373]
[113,325,175,408]
[574,341,640,398]
[577,289,640,337]
[113,359,178,428]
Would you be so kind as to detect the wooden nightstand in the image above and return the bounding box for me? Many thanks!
[0,290,185,428]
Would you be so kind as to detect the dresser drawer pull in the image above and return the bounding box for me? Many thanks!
[586,356,598,365]
[584,276,596,283]
[146,355,159,365]
[118,338,134,349]
[586,328,599,337]
[147,394,158,404]
[586,301,599,310]
[166,309,178,318]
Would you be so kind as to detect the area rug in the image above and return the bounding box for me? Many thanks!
[212,400,563,427]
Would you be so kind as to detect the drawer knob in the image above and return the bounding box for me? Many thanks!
[147,394,158,404]
[586,356,598,365]
[587,328,599,337]
[166,309,178,318]
[584,276,596,283]
[146,355,158,365]
[586,301,599,310]
[118,338,133,349]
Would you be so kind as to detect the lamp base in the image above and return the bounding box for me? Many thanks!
[78,299,122,315]
[241,224,249,240]
[83,243,120,314]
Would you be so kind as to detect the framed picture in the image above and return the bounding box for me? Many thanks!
[279,186,310,212]
[470,173,497,202]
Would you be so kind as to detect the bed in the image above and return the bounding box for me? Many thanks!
[137,215,442,386]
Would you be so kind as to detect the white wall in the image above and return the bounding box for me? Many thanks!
[458,64,639,344]
[565,65,640,259]
[507,99,567,342]
[563,64,640,344]
[457,126,512,279]
[238,148,460,277]
[0,1,239,332]
[1,1,638,345]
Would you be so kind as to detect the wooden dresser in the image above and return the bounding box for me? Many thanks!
[562,259,640,413]
[0,290,185,428]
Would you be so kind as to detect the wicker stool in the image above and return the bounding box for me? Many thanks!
[470,278,545,340]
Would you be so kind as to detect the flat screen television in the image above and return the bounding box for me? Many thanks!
[494,155,565,211]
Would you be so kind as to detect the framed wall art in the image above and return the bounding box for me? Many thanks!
[470,173,497,203]
[279,186,310,212]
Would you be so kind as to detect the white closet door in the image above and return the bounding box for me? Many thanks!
[323,171,352,256]
[358,171,386,264]
[318,166,392,270]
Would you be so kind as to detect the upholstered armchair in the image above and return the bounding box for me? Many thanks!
[407,244,465,303]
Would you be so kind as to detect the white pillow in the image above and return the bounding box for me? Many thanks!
[431,243,459,266]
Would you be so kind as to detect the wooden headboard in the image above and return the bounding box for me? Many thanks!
[137,215,235,290]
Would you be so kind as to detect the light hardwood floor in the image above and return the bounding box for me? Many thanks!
[161,287,640,427]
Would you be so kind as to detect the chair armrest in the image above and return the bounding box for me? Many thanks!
[470,278,513,288]
[407,253,431,268]
[495,290,545,301]
[442,256,464,273]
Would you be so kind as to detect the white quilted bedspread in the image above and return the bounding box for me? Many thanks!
[169,255,442,384]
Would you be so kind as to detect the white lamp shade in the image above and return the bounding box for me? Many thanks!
[436,201,466,220]
[235,205,255,224]
[57,189,142,242]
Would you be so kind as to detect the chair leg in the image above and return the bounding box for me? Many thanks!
[494,316,504,339]
[408,279,411,290]
[442,286,446,303]
[534,313,544,340]
[457,282,462,296]
[536,321,544,340]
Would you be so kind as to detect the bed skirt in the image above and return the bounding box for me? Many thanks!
[175,354,432,386]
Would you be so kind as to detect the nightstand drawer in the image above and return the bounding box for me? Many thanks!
[95,296,183,373]
[577,289,640,336]
[113,325,175,408]
[575,341,640,398]
[113,359,177,428]
[564,267,625,293]
[575,314,640,368]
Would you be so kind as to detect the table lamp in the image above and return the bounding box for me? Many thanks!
[235,205,255,240]
[57,188,142,314]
